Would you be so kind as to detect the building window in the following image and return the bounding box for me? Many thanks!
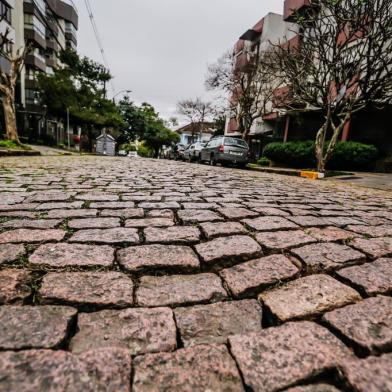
[24,14,46,39]
[0,1,11,24]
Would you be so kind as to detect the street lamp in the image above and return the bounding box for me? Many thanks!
[112,89,132,103]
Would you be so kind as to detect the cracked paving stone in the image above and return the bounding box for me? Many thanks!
[200,221,247,239]
[323,295,392,354]
[0,269,31,304]
[337,258,392,295]
[136,273,227,307]
[178,209,223,224]
[340,354,392,392]
[70,307,176,356]
[0,219,63,229]
[89,201,135,209]
[242,216,299,232]
[260,274,361,321]
[100,208,144,218]
[29,243,114,268]
[195,235,262,268]
[305,226,357,242]
[0,348,132,392]
[346,224,392,237]
[285,385,342,392]
[0,305,77,350]
[291,242,365,272]
[144,226,200,244]
[138,201,180,209]
[229,321,351,392]
[68,218,121,229]
[69,228,139,244]
[217,207,259,219]
[40,271,134,308]
[125,218,174,228]
[349,237,392,258]
[220,255,300,298]
[117,244,199,273]
[255,230,316,250]
[0,243,25,264]
[44,209,98,218]
[133,344,244,392]
[174,299,262,346]
[0,229,66,244]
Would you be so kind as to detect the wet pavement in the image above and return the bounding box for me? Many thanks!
[0,155,391,391]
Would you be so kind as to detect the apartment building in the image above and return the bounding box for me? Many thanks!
[1,0,78,142]
[226,0,391,159]
[0,0,15,74]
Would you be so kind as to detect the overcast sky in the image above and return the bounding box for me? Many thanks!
[73,0,283,121]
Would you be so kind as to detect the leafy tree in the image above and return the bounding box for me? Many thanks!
[37,50,123,150]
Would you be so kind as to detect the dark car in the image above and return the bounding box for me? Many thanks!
[173,144,188,161]
[200,136,249,167]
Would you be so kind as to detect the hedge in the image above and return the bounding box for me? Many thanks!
[262,141,378,171]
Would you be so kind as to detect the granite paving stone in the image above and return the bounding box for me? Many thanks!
[243,216,299,232]
[133,344,244,392]
[287,216,332,227]
[220,254,300,298]
[291,242,365,271]
[0,269,31,304]
[40,271,134,308]
[285,385,342,392]
[29,243,114,268]
[144,226,201,244]
[70,307,177,356]
[136,273,227,307]
[0,229,65,244]
[200,221,247,239]
[195,235,262,268]
[229,321,351,392]
[125,218,174,227]
[323,295,392,354]
[0,305,77,350]
[340,354,392,392]
[0,348,132,392]
[146,209,174,218]
[260,274,361,321]
[100,208,144,218]
[89,201,135,209]
[69,228,139,244]
[44,208,98,218]
[174,299,262,346]
[345,224,392,237]
[68,218,121,229]
[305,226,357,242]
[337,258,392,295]
[349,237,392,258]
[178,209,223,223]
[256,230,316,250]
[218,207,259,219]
[117,244,200,273]
[0,243,25,264]
[0,219,63,229]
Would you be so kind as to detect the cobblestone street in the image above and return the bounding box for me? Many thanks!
[0,155,391,391]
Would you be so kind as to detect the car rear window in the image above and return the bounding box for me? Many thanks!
[224,138,248,147]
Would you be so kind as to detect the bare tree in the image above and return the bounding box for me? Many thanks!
[176,98,215,142]
[264,0,392,172]
[0,17,30,142]
[206,47,278,140]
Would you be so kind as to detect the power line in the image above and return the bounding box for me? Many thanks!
[83,0,115,95]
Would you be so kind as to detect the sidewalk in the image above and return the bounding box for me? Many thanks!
[27,145,78,156]
[325,172,392,192]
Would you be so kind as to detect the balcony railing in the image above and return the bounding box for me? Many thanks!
[283,0,311,21]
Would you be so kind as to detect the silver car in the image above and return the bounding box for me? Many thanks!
[183,142,206,162]
[200,137,249,167]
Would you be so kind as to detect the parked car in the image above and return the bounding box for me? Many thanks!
[174,144,188,161]
[200,137,249,167]
[118,150,127,157]
[183,142,206,162]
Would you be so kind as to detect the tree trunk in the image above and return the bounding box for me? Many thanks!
[315,125,327,173]
[3,93,19,142]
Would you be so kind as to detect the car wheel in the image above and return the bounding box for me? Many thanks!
[210,156,216,166]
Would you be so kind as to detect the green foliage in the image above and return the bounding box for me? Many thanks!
[119,143,137,152]
[137,143,154,157]
[263,141,378,170]
[0,140,31,150]
[328,142,378,170]
[37,50,123,130]
[257,157,270,166]
[263,141,316,168]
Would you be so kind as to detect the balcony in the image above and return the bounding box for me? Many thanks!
[283,0,310,21]
[272,85,293,108]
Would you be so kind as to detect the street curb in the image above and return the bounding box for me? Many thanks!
[0,150,41,157]
[248,164,301,177]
